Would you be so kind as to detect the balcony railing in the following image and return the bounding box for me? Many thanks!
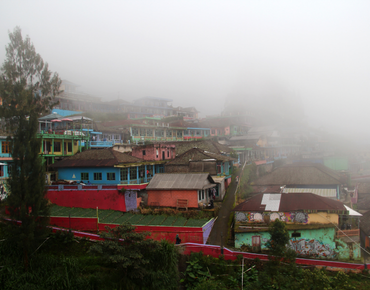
[89,141,114,148]
[120,177,152,185]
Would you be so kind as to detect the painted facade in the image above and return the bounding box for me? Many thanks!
[57,163,165,185]
[131,144,176,161]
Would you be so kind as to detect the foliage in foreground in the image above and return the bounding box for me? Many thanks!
[89,223,179,289]
[0,223,179,290]
[0,26,61,270]
[181,252,366,290]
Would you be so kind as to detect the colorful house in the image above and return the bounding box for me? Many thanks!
[253,163,345,200]
[164,148,236,200]
[146,173,217,208]
[51,148,165,187]
[233,192,362,261]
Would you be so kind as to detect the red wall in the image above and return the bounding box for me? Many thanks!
[50,217,98,231]
[49,216,204,244]
[47,189,126,211]
[147,190,198,208]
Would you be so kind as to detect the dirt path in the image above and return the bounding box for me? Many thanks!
[207,168,241,246]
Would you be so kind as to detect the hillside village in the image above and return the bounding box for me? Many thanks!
[1,79,370,265]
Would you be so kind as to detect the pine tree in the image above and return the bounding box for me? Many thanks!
[0,27,61,269]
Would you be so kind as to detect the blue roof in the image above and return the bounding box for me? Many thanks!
[52,109,83,117]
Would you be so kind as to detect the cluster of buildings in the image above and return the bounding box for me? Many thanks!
[1,79,369,263]
[234,163,363,261]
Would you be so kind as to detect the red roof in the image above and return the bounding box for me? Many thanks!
[233,192,346,212]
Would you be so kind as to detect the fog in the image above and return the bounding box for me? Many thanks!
[1,0,370,139]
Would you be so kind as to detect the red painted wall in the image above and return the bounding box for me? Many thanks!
[50,217,98,231]
[147,190,199,208]
[47,189,126,211]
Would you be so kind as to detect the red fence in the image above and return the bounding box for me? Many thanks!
[181,243,369,270]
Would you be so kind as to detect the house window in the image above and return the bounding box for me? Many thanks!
[132,128,139,135]
[130,167,138,180]
[146,129,153,136]
[167,130,172,137]
[177,131,183,137]
[211,129,215,134]
[120,168,128,181]
[81,173,89,180]
[107,172,116,181]
[67,142,72,152]
[94,172,102,181]
[1,141,11,154]
[54,142,61,152]
[184,130,189,136]
[140,129,146,136]
[202,190,205,200]
[142,150,146,156]
[292,232,301,238]
[156,149,159,158]
[198,190,202,201]
[167,150,169,157]
[157,165,164,173]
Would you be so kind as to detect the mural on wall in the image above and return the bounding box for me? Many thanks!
[235,211,308,223]
[289,238,337,259]
[0,180,9,201]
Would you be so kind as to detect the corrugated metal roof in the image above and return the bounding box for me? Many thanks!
[146,173,216,190]
[283,188,337,198]
[234,192,346,212]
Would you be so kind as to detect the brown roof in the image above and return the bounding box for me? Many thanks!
[146,173,216,190]
[166,147,236,166]
[171,140,233,155]
[233,192,346,212]
[51,148,142,168]
[253,163,343,186]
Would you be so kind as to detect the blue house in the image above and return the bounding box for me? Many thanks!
[51,148,166,187]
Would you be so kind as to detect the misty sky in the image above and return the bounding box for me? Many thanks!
[1,1,370,136]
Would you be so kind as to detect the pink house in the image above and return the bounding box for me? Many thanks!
[131,143,176,161]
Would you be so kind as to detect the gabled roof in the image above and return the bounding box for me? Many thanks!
[172,140,233,155]
[253,163,343,186]
[233,192,346,213]
[146,173,216,190]
[39,112,63,121]
[51,148,142,168]
[166,147,236,166]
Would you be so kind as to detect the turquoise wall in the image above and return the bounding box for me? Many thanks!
[235,227,361,260]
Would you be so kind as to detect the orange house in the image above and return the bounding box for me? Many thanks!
[146,173,217,209]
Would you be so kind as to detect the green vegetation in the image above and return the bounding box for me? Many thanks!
[0,222,179,290]
[180,252,369,290]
